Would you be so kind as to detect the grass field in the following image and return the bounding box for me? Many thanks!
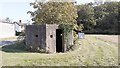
[0,35,118,66]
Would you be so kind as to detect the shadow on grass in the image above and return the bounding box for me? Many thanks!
[1,40,29,53]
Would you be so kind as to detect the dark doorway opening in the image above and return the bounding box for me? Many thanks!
[56,29,63,52]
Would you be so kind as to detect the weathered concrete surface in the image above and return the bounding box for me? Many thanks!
[25,25,46,51]
[46,24,58,53]
[25,24,73,53]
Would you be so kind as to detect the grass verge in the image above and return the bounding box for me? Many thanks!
[0,35,118,66]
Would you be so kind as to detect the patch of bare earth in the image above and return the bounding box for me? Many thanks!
[91,35,119,45]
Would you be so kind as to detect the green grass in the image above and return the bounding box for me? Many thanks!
[0,35,118,66]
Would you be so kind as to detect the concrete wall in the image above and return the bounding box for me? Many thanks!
[25,24,73,53]
[66,30,74,46]
[0,22,15,38]
[25,25,46,50]
[46,24,58,53]
[25,24,58,53]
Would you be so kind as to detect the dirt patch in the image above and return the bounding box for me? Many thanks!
[93,35,119,44]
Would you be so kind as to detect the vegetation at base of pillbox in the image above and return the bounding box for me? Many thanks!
[59,24,75,51]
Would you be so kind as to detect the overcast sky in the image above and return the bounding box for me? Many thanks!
[0,0,119,22]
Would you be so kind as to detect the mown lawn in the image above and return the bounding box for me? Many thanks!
[0,35,118,66]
